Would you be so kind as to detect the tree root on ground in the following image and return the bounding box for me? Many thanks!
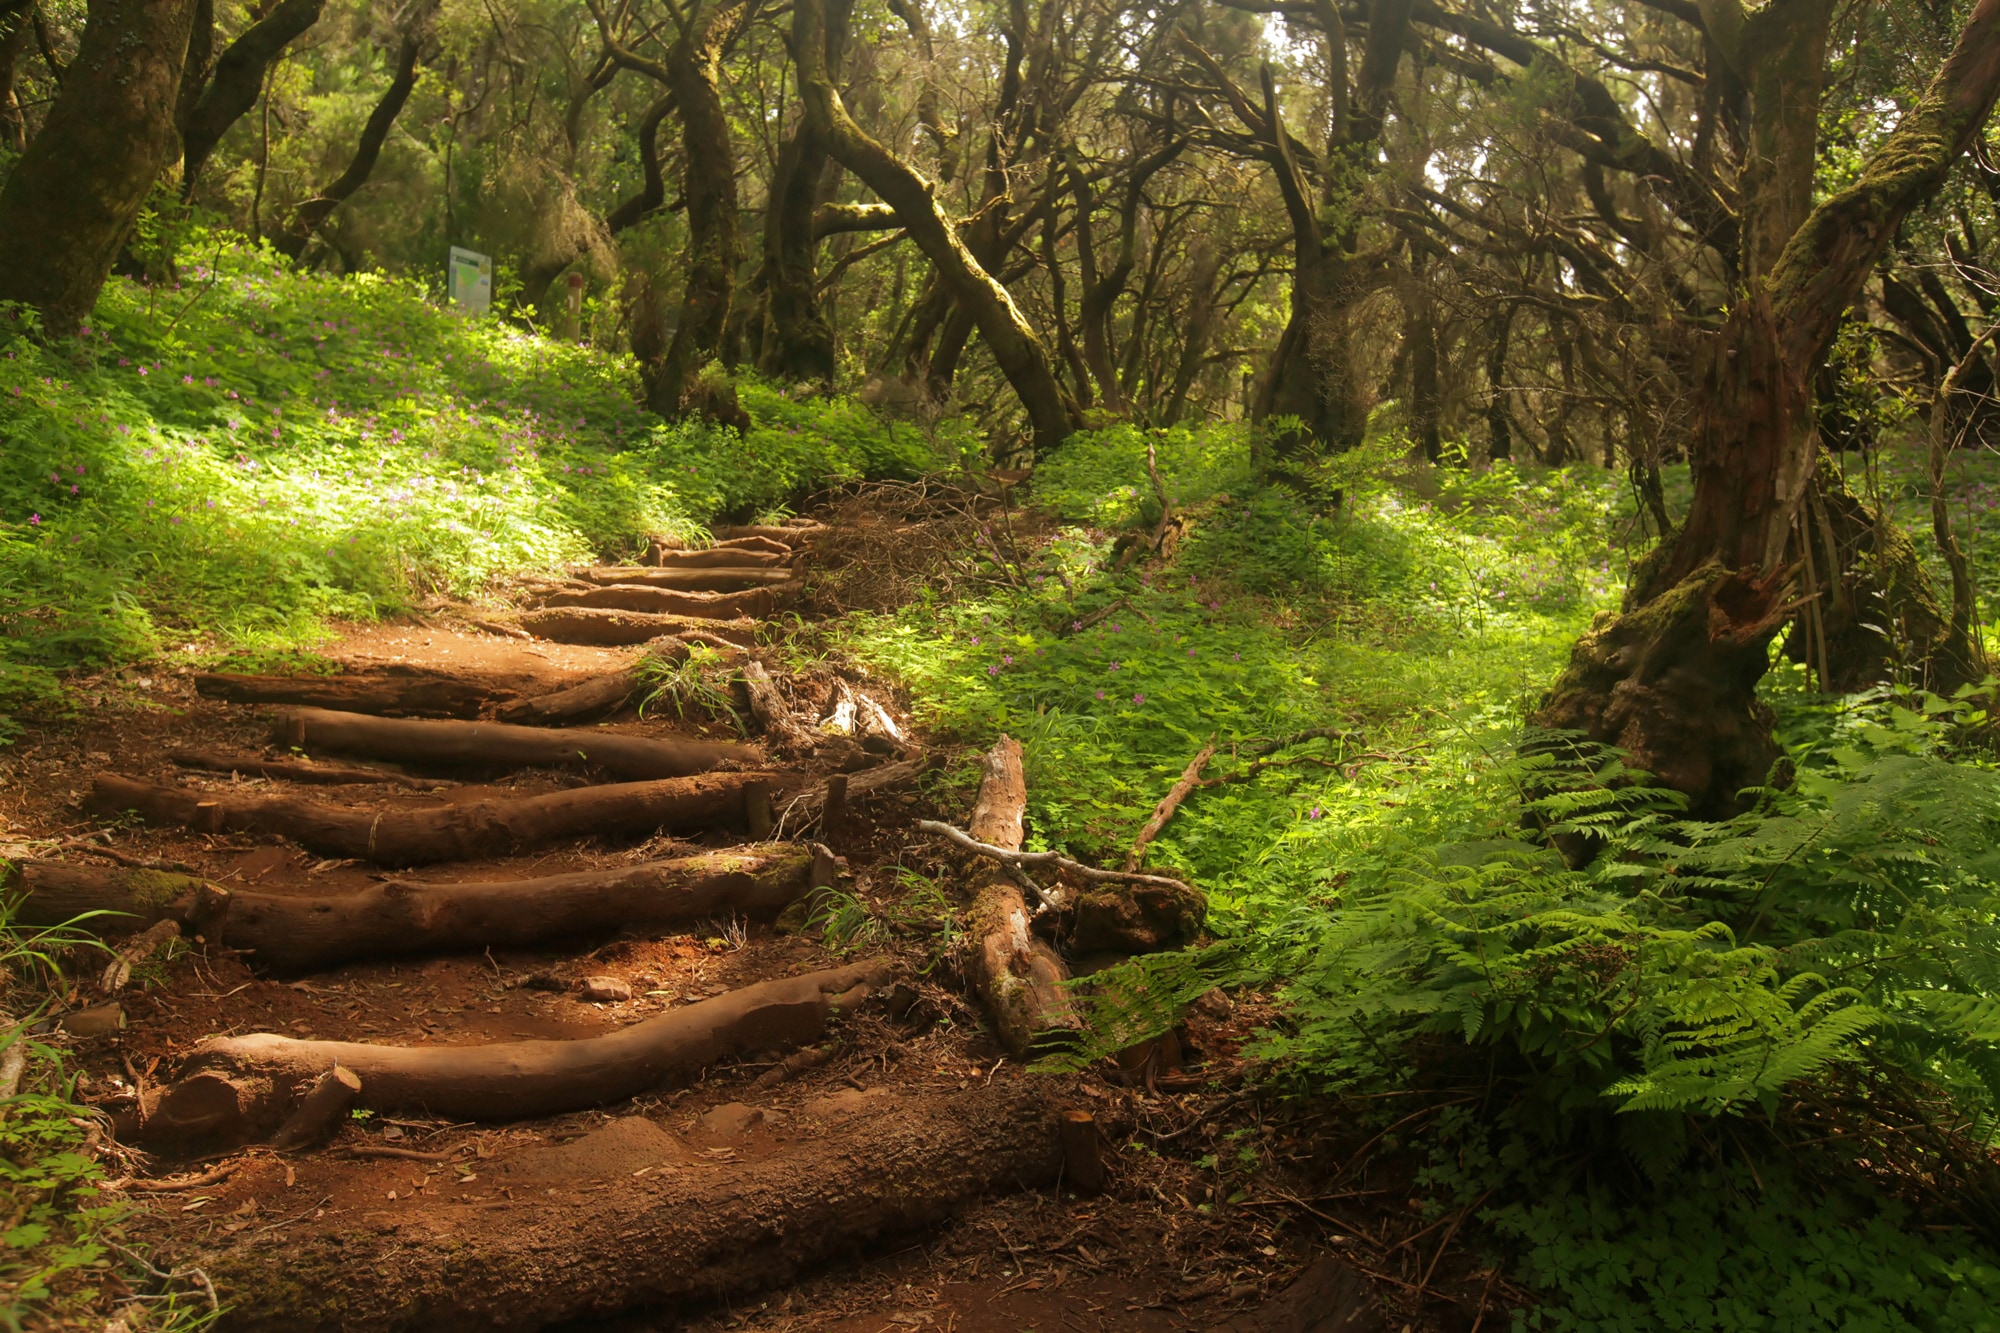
[132,960,892,1147]
[86,770,792,865]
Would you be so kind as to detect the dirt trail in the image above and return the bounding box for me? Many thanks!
[0,513,1375,1332]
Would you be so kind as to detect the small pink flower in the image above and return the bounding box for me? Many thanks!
[27,513,41,525]
[1132,693,1145,705]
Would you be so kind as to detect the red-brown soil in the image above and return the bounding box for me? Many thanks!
[0,528,1506,1331]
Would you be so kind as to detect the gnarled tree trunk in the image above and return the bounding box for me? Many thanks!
[1536,0,2000,815]
[0,0,205,335]
[791,0,1076,452]
[178,0,324,191]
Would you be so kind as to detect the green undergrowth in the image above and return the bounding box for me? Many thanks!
[0,880,218,1328]
[836,422,2000,1330]
[0,229,935,737]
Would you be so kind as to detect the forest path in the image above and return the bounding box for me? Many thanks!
[0,511,1342,1331]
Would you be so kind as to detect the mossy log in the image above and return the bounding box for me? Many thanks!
[86,770,790,865]
[137,960,891,1146]
[270,706,758,780]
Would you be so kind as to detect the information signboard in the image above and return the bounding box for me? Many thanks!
[448,246,492,315]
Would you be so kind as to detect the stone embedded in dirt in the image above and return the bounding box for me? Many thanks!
[694,1102,763,1139]
[519,972,568,992]
[577,976,633,1003]
[1195,988,1232,1018]
[58,1003,125,1039]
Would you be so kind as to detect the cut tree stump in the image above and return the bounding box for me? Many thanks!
[536,583,785,621]
[269,706,758,780]
[269,1066,362,1151]
[170,749,441,789]
[194,669,517,719]
[962,737,1082,1058]
[575,567,796,592]
[87,770,792,865]
[136,961,891,1145]
[238,844,833,971]
[188,1083,1062,1332]
[518,608,758,647]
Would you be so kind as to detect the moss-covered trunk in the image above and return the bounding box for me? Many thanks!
[1534,0,2000,814]
[0,0,204,336]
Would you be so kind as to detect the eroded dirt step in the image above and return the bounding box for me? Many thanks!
[172,1081,1062,1333]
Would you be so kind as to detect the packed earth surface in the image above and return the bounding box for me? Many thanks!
[0,510,1500,1331]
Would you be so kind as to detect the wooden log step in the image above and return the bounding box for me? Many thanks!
[651,548,791,569]
[137,960,891,1144]
[86,769,792,866]
[194,669,518,719]
[269,707,759,780]
[713,523,824,544]
[187,1083,1062,1332]
[518,608,759,647]
[170,749,442,788]
[712,535,794,554]
[574,567,796,593]
[7,845,832,970]
[5,860,204,934]
[536,584,784,620]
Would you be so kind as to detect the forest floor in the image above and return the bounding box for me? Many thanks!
[0,507,1484,1332]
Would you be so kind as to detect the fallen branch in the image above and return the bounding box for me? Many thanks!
[171,750,442,789]
[88,770,791,866]
[1125,735,1216,871]
[270,706,758,781]
[50,832,197,874]
[136,961,891,1145]
[518,608,758,648]
[195,670,515,719]
[98,919,180,994]
[536,584,784,621]
[1195,727,1365,789]
[960,738,1081,1059]
[916,821,1195,891]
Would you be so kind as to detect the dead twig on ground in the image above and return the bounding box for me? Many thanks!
[916,821,1194,891]
[1127,736,1217,871]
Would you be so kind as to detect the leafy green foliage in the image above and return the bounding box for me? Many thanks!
[0,233,935,736]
